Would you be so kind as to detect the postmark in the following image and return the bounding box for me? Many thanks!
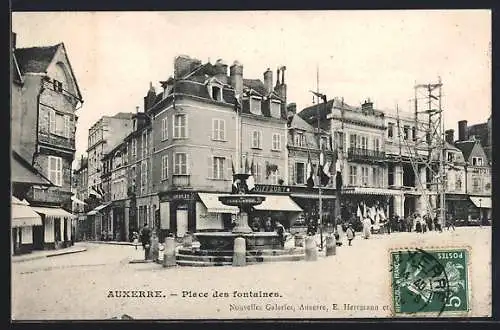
[390,247,470,316]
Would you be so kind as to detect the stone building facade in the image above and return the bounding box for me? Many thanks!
[11,32,83,250]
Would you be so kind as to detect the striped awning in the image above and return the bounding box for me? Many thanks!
[11,196,42,227]
[31,206,75,219]
[343,187,402,196]
[198,193,239,214]
[253,195,303,212]
[290,193,336,200]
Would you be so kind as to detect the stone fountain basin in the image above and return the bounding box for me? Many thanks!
[193,231,282,251]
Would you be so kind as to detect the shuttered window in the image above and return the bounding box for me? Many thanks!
[48,156,63,186]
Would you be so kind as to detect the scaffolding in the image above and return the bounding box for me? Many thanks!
[397,78,445,225]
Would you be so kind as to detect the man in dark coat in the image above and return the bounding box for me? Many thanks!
[140,223,152,259]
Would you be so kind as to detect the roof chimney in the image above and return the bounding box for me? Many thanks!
[214,59,228,84]
[458,120,468,141]
[264,68,273,94]
[230,61,243,97]
[445,129,454,145]
[361,99,374,113]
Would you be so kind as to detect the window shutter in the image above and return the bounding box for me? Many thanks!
[64,116,70,138]
[186,153,190,175]
[172,116,176,138]
[49,110,56,133]
[221,120,225,140]
[165,156,169,180]
[207,156,213,179]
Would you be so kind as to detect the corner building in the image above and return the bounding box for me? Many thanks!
[145,56,292,238]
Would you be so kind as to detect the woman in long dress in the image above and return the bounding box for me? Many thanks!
[362,217,371,239]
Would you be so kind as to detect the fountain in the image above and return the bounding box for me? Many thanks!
[176,174,304,266]
[193,173,282,251]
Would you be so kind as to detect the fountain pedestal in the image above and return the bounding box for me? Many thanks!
[192,174,284,253]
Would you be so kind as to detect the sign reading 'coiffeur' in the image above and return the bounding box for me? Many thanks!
[253,185,290,193]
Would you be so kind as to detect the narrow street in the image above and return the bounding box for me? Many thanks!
[12,227,491,320]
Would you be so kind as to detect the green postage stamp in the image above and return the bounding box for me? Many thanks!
[390,247,470,316]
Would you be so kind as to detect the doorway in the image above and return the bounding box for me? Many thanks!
[176,208,188,237]
[33,217,44,250]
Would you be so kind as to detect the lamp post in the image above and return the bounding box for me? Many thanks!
[478,198,482,225]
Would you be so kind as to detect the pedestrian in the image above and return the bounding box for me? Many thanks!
[264,217,273,232]
[132,231,139,250]
[346,224,355,246]
[362,217,371,239]
[140,223,152,259]
[275,221,286,248]
[446,217,456,231]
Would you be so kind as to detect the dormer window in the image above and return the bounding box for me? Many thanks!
[211,86,222,101]
[250,96,262,115]
[270,100,281,118]
[53,79,63,92]
[207,79,224,102]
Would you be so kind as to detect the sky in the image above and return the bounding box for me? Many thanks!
[11,10,491,167]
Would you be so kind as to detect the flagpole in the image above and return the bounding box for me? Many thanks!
[316,65,323,251]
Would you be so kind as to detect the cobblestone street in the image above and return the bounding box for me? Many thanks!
[11,227,491,320]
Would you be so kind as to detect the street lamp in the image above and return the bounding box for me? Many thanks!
[478,198,482,225]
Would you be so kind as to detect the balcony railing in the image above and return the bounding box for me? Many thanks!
[38,132,75,150]
[347,147,385,161]
[172,174,190,188]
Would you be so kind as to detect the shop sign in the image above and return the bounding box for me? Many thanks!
[170,192,195,201]
[253,184,290,193]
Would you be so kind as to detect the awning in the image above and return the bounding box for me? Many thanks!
[31,206,75,219]
[11,196,42,227]
[290,193,336,200]
[86,202,112,216]
[198,193,239,214]
[469,196,491,209]
[253,195,303,212]
[71,195,87,206]
[343,187,402,196]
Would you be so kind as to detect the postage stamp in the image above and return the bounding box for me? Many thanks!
[390,247,470,316]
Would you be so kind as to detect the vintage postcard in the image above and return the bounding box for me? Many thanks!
[10,10,492,320]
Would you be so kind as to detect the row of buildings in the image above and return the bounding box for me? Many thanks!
[11,32,84,255]
[72,55,492,242]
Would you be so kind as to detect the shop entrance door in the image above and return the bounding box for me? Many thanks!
[176,209,188,238]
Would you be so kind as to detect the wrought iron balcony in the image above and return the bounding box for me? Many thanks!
[172,174,190,187]
[347,147,386,162]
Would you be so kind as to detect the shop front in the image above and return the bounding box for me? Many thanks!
[445,193,469,222]
[342,187,397,230]
[251,194,303,230]
[86,202,112,240]
[11,196,43,255]
[31,206,75,249]
[469,196,491,224]
[159,191,197,240]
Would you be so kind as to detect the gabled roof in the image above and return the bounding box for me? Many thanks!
[14,44,60,74]
[289,114,319,133]
[454,140,476,161]
[14,43,83,101]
